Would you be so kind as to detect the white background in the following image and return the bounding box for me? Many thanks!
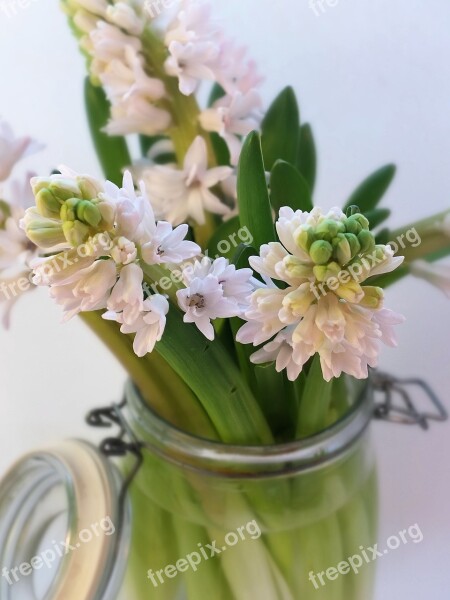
[0,1,449,598]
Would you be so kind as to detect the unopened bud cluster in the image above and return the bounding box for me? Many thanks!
[25,174,114,248]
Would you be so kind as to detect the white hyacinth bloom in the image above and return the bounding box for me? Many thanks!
[142,136,232,225]
[177,257,253,340]
[104,293,169,357]
[199,91,263,165]
[237,207,406,381]
[107,262,144,325]
[0,121,43,182]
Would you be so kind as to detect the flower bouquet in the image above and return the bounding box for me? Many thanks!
[2,1,450,599]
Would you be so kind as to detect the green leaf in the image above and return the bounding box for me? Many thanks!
[238,131,276,249]
[84,79,131,186]
[209,132,231,166]
[156,306,274,445]
[139,135,175,163]
[261,87,300,170]
[365,208,391,229]
[270,160,313,214]
[208,83,226,106]
[206,216,241,261]
[343,164,397,213]
[296,355,333,438]
[297,123,317,193]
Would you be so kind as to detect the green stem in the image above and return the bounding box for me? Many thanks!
[140,28,216,245]
[80,312,218,439]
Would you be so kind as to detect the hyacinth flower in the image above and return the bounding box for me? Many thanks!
[5,2,450,599]
[0,120,42,327]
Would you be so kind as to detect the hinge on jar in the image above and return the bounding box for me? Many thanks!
[371,371,448,430]
[86,399,144,510]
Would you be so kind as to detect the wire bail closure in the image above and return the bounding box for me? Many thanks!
[371,371,448,429]
[86,399,143,513]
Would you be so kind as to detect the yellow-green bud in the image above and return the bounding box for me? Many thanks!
[315,219,346,241]
[310,240,333,265]
[76,200,102,228]
[352,213,370,230]
[295,225,316,253]
[49,179,82,202]
[283,256,313,279]
[358,229,376,254]
[97,202,115,230]
[60,198,79,223]
[23,209,67,250]
[62,220,90,247]
[333,234,352,265]
[360,286,384,309]
[78,177,103,200]
[36,189,61,219]
[345,233,361,258]
[344,217,362,235]
[313,261,341,282]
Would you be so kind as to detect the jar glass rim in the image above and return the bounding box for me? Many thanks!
[125,377,374,474]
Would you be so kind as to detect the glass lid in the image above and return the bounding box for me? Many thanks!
[0,440,130,600]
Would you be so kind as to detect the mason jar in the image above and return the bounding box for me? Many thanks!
[0,378,377,600]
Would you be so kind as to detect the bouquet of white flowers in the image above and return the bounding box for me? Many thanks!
[1,1,449,598]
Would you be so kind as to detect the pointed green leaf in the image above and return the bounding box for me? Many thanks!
[207,216,241,261]
[343,164,397,213]
[238,131,276,249]
[365,208,391,229]
[208,83,226,106]
[84,79,131,186]
[210,132,231,166]
[156,306,273,445]
[297,123,317,193]
[270,160,313,214]
[261,87,300,170]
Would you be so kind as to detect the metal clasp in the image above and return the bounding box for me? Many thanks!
[371,372,448,430]
[86,399,144,510]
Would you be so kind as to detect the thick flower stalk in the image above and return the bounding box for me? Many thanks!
[237,207,406,381]
[61,0,263,229]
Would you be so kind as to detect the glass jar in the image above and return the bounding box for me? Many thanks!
[0,379,377,600]
[123,378,378,600]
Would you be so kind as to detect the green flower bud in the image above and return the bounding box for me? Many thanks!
[23,209,66,250]
[373,245,387,262]
[313,261,341,282]
[344,217,362,235]
[78,176,103,200]
[345,233,361,258]
[62,220,90,247]
[60,198,79,223]
[283,256,313,279]
[76,200,102,228]
[97,202,115,230]
[309,240,333,265]
[49,179,82,202]
[315,219,346,241]
[295,225,315,253]
[352,213,370,230]
[36,189,61,219]
[358,229,376,254]
[360,286,384,309]
[333,234,352,265]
